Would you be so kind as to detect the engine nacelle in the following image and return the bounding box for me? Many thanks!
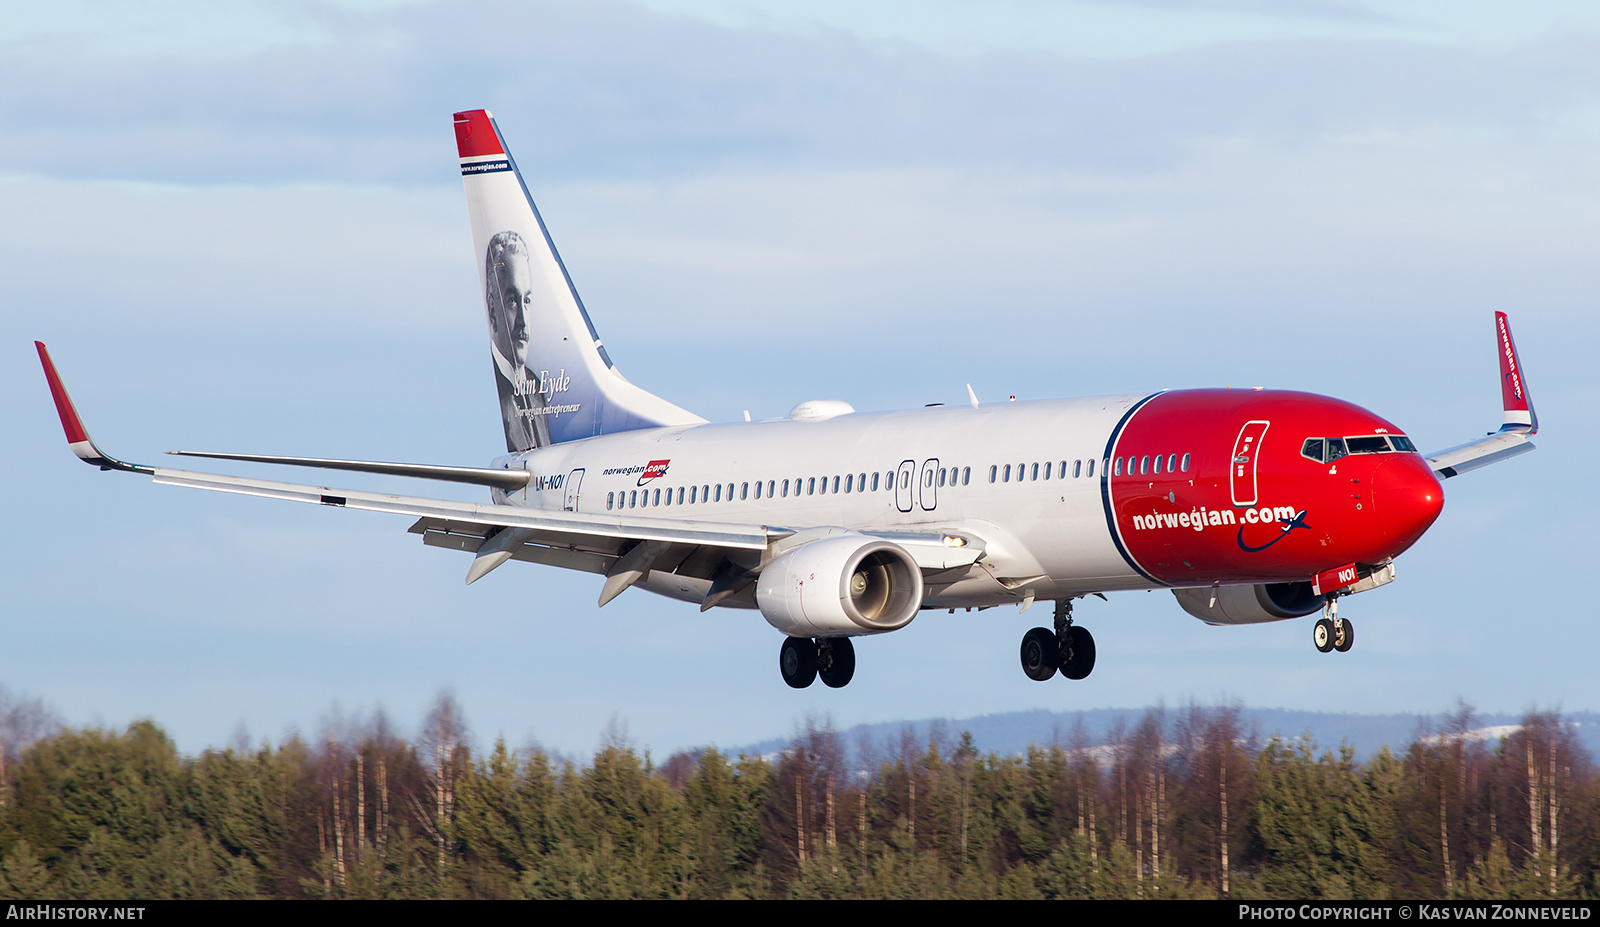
[1172,582,1324,626]
[756,536,923,636]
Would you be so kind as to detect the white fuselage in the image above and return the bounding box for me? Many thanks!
[492,395,1155,609]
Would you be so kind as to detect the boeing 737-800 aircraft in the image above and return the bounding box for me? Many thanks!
[37,109,1540,690]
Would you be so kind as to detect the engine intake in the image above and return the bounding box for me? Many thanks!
[757,536,923,636]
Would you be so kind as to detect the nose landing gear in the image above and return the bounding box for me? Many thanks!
[1019,599,1096,682]
[1312,599,1354,654]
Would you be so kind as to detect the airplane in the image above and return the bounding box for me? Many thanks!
[36,108,1540,690]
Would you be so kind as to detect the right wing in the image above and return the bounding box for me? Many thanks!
[1424,312,1539,479]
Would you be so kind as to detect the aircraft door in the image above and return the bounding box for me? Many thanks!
[895,460,915,513]
[1229,421,1269,507]
[919,458,939,511]
[563,468,585,512]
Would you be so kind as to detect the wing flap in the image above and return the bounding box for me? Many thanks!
[151,467,773,550]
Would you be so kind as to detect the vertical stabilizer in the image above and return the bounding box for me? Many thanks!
[454,110,703,452]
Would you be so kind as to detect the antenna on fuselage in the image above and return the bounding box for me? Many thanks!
[966,384,980,409]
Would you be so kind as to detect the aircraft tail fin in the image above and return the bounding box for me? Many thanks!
[453,110,704,453]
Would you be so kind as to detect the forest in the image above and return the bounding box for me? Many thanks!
[0,693,1593,900]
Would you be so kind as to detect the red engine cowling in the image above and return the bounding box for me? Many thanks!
[756,536,923,636]
[1172,582,1324,625]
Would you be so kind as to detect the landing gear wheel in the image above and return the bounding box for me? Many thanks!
[1313,618,1336,653]
[1020,627,1060,681]
[1333,617,1354,653]
[818,638,856,688]
[780,637,818,688]
[1060,625,1096,680]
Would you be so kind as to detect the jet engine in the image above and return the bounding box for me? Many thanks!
[1172,582,1324,626]
[756,535,923,636]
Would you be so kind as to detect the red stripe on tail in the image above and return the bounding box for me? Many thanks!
[453,110,504,158]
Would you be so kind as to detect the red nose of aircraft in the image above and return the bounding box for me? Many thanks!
[1373,454,1445,557]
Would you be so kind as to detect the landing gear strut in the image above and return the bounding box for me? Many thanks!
[1312,598,1355,654]
[781,636,857,688]
[1019,599,1096,682]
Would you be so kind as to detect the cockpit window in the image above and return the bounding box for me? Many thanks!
[1300,437,1347,463]
[1302,434,1415,462]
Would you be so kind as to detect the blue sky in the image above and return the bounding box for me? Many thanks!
[3,0,1597,757]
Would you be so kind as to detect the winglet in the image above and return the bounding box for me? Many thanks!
[1495,311,1536,433]
[35,342,150,474]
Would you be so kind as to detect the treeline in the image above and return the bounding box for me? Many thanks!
[0,695,1595,899]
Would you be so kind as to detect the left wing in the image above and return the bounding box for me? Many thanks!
[1424,312,1539,478]
[35,342,781,595]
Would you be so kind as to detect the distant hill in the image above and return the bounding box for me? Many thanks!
[734,707,1600,765]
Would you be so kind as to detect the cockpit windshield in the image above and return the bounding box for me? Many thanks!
[1301,434,1415,464]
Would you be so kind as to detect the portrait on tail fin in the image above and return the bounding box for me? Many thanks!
[484,229,552,452]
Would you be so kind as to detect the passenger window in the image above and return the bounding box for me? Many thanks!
[1031,463,1039,481]
[1153,455,1163,475]
[1073,460,1082,478]
[989,465,997,483]
[754,481,761,500]
[832,476,840,493]
[1003,464,1011,482]
[1114,458,1123,476]
[654,489,661,505]
[808,478,815,495]
[845,474,853,493]
[768,480,774,497]
[713,484,721,502]
[1181,453,1190,472]
[727,483,734,500]
[741,482,748,500]
[607,491,615,510]
[1043,462,1051,480]
[962,466,971,485]
[871,473,879,491]
[629,490,638,508]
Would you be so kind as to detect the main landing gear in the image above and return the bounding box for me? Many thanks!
[780,636,856,689]
[1020,599,1096,682]
[1312,598,1355,654]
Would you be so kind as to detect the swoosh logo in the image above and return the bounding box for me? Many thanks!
[1237,510,1311,553]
